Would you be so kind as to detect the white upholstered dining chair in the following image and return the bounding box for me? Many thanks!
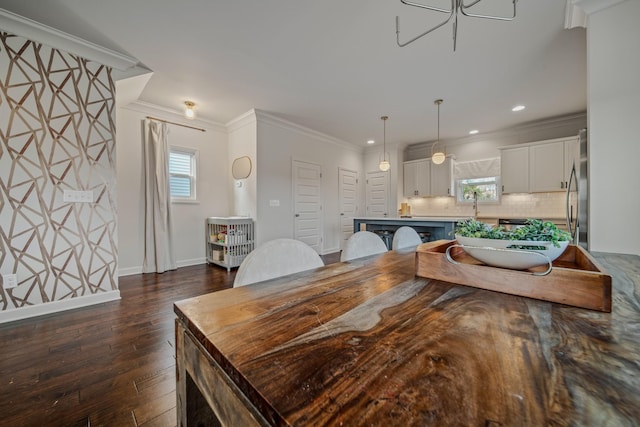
[340,231,388,262]
[233,238,324,287]
[391,226,423,250]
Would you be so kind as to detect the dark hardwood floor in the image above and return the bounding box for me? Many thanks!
[0,252,340,427]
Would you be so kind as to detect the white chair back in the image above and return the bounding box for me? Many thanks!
[391,226,423,250]
[340,231,388,262]
[233,239,324,287]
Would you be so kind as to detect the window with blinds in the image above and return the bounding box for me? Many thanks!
[169,148,197,201]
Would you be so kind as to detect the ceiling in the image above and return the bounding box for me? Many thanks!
[0,0,587,147]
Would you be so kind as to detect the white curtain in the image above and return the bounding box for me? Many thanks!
[143,119,176,273]
[454,157,501,180]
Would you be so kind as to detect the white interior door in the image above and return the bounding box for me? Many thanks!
[339,168,358,248]
[293,160,323,253]
[366,171,389,218]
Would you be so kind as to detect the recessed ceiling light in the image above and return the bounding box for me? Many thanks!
[367,139,375,144]
[469,129,479,135]
[512,105,526,112]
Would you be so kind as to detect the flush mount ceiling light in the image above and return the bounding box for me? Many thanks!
[396,0,518,51]
[431,99,446,165]
[379,116,391,172]
[184,101,196,119]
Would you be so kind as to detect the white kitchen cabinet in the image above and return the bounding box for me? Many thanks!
[403,156,454,197]
[501,136,580,193]
[500,146,529,193]
[403,159,430,197]
[430,156,454,197]
[529,141,565,192]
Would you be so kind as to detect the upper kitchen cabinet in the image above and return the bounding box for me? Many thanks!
[500,146,529,193]
[403,159,430,197]
[500,136,579,193]
[430,156,454,197]
[403,156,454,197]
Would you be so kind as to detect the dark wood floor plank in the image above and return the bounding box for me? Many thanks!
[0,254,340,426]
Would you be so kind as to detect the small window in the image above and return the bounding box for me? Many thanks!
[456,176,500,203]
[169,148,197,202]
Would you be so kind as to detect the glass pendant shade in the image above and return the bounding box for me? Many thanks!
[431,151,445,165]
[432,99,445,165]
[378,115,390,172]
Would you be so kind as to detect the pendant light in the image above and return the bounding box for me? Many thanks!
[431,99,445,165]
[379,115,391,171]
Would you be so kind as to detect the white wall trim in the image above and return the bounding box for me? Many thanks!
[118,258,206,277]
[565,0,588,28]
[254,109,364,154]
[0,290,121,324]
[0,8,138,70]
[226,109,258,133]
[123,101,227,133]
[572,0,626,15]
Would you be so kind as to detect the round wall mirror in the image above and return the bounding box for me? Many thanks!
[232,156,252,179]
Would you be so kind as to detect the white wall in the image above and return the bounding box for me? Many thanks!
[255,111,364,254]
[116,103,230,275]
[587,0,640,255]
[227,111,258,219]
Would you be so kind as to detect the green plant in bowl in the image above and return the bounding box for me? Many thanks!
[454,218,571,247]
[453,218,572,270]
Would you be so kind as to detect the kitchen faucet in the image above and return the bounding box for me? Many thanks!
[473,190,479,219]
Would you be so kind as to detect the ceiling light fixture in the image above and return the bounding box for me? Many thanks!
[367,139,375,145]
[469,129,479,135]
[396,0,518,51]
[512,105,526,112]
[379,116,391,172]
[431,99,446,165]
[184,101,196,119]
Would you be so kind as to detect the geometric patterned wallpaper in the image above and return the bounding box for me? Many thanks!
[0,32,118,313]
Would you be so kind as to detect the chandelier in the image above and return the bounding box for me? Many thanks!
[396,0,518,51]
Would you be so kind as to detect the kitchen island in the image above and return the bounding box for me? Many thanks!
[174,248,640,426]
[353,216,467,243]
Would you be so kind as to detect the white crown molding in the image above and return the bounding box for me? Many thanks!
[405,112,587,154]
[123,101,227,133]
[226,109,258,133]
[565,0,588,28]
[0,8,138,70]
[571,0,626,15]
[253,109,364,154]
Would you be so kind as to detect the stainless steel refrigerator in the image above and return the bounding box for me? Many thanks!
[566,128,588,249]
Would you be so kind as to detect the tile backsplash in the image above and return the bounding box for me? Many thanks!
[406,192,566,219]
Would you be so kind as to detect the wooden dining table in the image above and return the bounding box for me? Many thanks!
[174,246,640,426]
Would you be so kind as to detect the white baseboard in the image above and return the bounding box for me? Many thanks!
[322,246,340,255]
[0,290,121,324]
[118,257,206,277]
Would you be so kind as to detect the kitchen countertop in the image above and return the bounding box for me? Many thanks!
[174,249,640,426]
[354,216,467,222]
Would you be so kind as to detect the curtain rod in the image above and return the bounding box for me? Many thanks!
[146,116,206,132]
